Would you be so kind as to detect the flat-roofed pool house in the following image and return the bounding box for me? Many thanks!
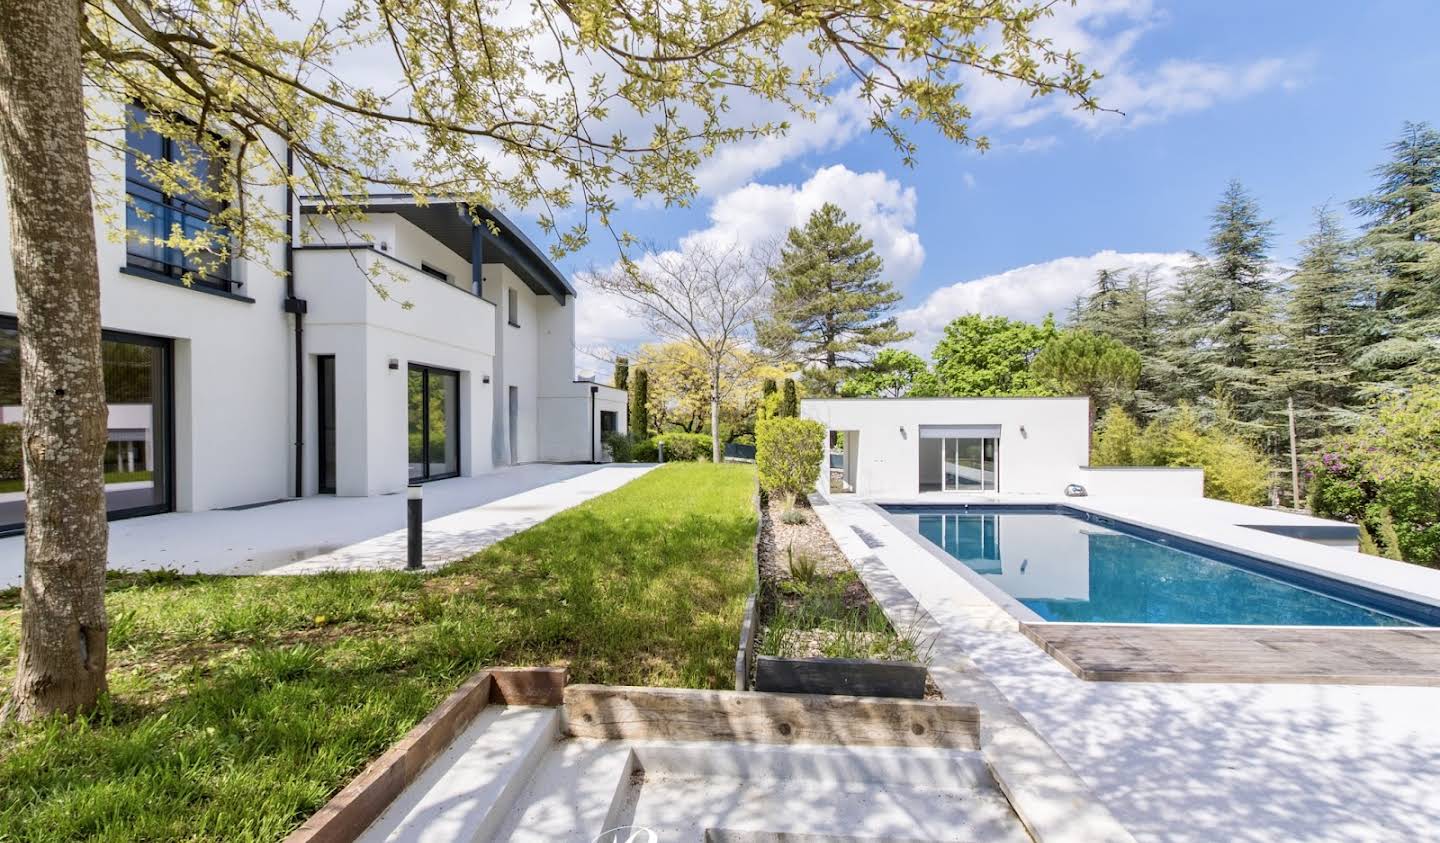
[0,104,625,534]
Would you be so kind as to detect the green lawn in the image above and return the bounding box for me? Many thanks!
[0,462,757,842]
[0,469,153,494]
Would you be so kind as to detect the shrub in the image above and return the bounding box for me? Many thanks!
[1091,405,1268,505]
[632,438,658,462]
[661,432,713,462]
[780,508,807,526]
[1309,440,1440,567]
[756,417,825,505]
[602,431,634,462]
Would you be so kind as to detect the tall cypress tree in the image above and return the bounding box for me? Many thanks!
[628,369,650,436]
[612,356,630,390]
[1351,121,1440,386]
[759,203,911,395]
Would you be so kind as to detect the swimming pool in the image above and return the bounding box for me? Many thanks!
[882,505,1437,627]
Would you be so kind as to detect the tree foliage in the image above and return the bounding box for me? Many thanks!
[930,314,1058,396]
[760,203,910,395]
[612,357,629,390]
[1031,330,1140,418]
[839,349,939,397]
[628,368,650,436]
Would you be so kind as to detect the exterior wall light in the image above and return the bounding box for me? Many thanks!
[1019,424,1028,438]
[388,358,399,370]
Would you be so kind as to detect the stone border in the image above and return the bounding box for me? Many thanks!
[281,667,566,843]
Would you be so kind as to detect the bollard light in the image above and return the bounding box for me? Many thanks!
[406,482,423,570]
[657,440,665,463]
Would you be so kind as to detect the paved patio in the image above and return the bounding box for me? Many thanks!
[0,463,656,587]
[814,495,1440,843]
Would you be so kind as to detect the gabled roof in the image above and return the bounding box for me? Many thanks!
[299,194,575,302]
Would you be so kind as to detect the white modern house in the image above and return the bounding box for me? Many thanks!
[802,397,1203,499]
[0,104,625,535]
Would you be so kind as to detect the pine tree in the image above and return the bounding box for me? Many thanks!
[1161,182,1280,429]
[759,203,911,395]
[1270,207,1367,447]
[612,357,629,390]
[1351,121,1440,386]
[1074,267,1169,415]
[629,369,650,436]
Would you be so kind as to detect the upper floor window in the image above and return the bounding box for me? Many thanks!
[420,262,450,283]
[507,287,520,327]
[124,103,236,293]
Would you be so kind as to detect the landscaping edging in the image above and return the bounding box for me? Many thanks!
[754,654,928,698]
[282,667,566,843]
[734,479,764,691]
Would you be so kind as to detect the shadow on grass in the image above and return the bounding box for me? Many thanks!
[0,462,758,842]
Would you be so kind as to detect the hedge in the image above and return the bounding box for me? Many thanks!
[756,417,825,505]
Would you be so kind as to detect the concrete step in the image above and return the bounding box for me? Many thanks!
[491,739,638,842]
[357,705,558,843]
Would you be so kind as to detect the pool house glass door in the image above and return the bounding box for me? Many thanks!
[919,426,999,492]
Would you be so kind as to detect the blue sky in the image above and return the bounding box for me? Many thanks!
[565,1,1440,366]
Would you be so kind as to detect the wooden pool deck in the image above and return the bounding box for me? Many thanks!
[1021,623,1440,685]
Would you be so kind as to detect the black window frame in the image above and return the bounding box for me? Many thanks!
[408,363,462,483]
[123,102,239,295]
[419,262,450,283]
[600,410,618,435]
[0,315,175,537]
[507,287,521,328]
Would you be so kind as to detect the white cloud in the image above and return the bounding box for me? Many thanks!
[963,0,1307,136]
[576,165,924,357]
[961,172,977,189]
[896,250,1190,355]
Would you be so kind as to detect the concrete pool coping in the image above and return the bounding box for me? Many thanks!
[863,494,1440,685]
[809,494,1440,841]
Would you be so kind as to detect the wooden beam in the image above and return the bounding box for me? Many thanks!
[488,666,568,706]
[563,684,980,749]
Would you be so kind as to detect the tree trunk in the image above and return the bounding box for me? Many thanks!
[710,363,722,464]
[0,0,112,721]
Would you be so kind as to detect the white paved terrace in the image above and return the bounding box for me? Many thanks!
[0,463,656,587]
[814,493,1440,843]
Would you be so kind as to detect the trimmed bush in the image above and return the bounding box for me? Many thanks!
[756,417,825,505]
[632,438,657,462]
[602,431,634,462]
[655,432,713,462]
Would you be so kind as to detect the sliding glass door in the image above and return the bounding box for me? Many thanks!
[919,426,999,493]
[408,364,460,481]
[0,317,173,533]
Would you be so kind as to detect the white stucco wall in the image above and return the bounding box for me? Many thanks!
[537,383,628,463]
[1071,466,1205,498]
[0,126,293,513]
[801,397,1092,498]
[296,247,497,495]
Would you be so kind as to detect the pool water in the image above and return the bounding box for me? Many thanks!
[892,508,1421,626]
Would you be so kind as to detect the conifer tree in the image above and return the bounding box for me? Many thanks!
[1160,182,1280,427]
[1270,208,1367,445]
[780,379,801,417]
[613,357,630,390]
[629,369,650,437]
[1351,121,1440,386]
[759,204,911,395]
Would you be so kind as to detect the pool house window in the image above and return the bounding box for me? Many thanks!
[124,103,236,293]
[919,425,999,492]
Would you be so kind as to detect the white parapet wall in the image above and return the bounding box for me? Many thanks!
[1070,466,1205,498]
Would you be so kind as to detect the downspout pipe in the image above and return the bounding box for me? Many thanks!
[282,146,308,498]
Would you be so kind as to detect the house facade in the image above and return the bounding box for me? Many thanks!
[802,397,1203,499]
[0,107,624,534]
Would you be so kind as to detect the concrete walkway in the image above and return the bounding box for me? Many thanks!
[813,495,1440,843]
[0,463,656,586]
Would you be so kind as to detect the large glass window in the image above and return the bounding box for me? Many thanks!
[919,427,999,492]
[0,319,172,532]
[124,103,234,292]
[408,364,460,481]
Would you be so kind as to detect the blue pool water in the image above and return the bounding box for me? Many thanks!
[887,507,1426,626]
